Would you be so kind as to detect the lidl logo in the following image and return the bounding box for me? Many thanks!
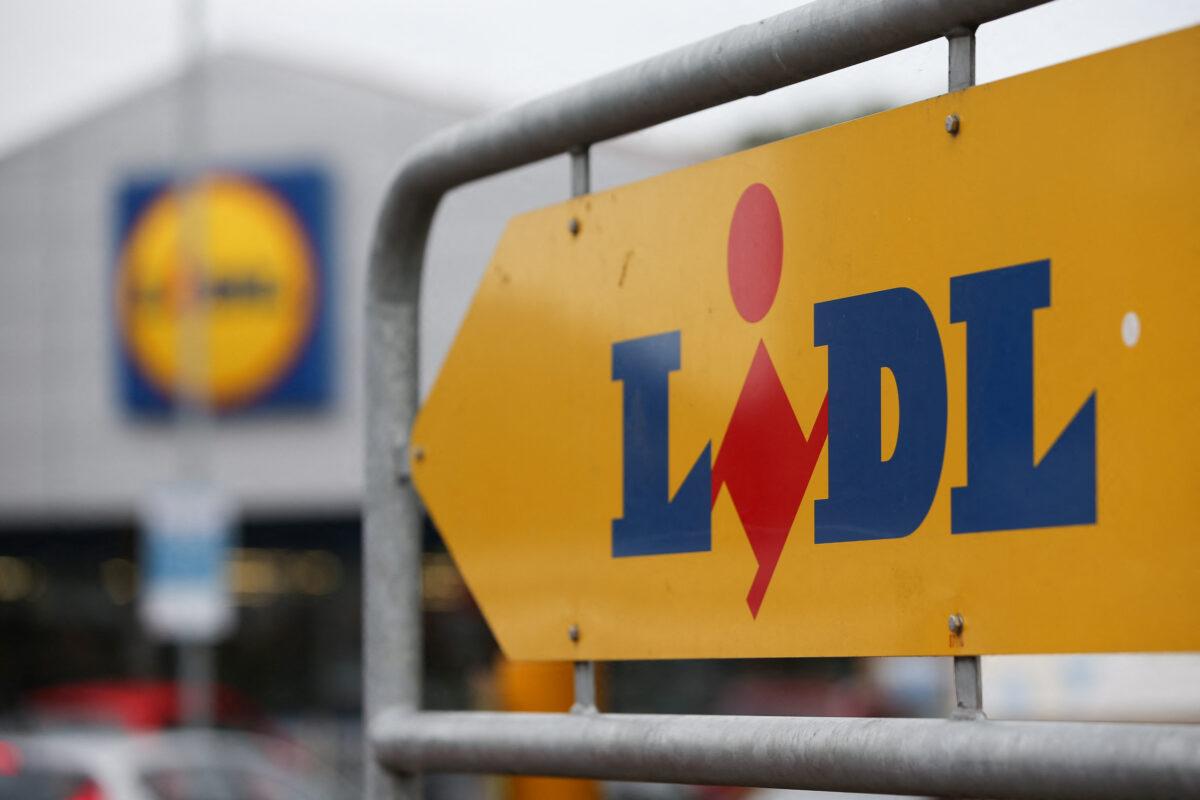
[612,184,1096,617]
[114,168,331,414]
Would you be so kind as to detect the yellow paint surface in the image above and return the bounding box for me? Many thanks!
[412,27,1200,660]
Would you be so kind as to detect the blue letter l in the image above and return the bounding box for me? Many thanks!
[612,331,712,557]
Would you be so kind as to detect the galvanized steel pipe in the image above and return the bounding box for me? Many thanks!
[366,2,1071,798]
[373,711,1200,800]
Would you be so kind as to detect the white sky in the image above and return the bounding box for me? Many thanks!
[1,1,1198,160]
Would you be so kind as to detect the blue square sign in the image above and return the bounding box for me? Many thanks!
[113,167,333,415]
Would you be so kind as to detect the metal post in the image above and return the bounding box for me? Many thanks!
[571,661,596,714]
[173,0,219,732]
[567,144,598,717]
[948,26,977,91]
[954,655,985,719]
[174,0,213,481]
[947,26,978,732]
[373,710,1200,800]
[179,642,215,727]
[364,288,424,800]
[570,146,590,197]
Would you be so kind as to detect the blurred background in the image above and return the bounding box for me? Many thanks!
[1,1,1199,799]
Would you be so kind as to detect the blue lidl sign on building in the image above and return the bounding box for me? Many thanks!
[113,166,332,415]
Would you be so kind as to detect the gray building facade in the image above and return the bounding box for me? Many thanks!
[0,53,670,522]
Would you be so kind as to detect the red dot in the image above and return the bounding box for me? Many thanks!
[727,183,783,323]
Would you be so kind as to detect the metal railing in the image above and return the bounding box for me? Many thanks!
[363,1,1200,798]
[372,711,1200,799]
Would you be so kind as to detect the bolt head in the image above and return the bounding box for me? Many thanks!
[568,624,580,642]
[948,613,965,636]
[568,217,581,236]
[945,114,961,135]
[412,446,425,463]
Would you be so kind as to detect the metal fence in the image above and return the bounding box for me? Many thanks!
[363,1,1200,797]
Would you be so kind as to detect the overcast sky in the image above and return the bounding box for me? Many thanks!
[1,1,1198,160]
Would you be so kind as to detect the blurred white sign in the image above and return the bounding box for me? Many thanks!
[983,654,1200,722]
[139,482,236,642]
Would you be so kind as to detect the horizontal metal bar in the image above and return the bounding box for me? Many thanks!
[373,710,1200,800]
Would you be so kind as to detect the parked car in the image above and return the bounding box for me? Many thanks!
[0,730,335,800]
[24,682,271,734]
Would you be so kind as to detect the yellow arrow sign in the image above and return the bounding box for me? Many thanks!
[412,26,1200,661]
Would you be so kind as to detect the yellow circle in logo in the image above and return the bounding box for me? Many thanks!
[116,176,316,411]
